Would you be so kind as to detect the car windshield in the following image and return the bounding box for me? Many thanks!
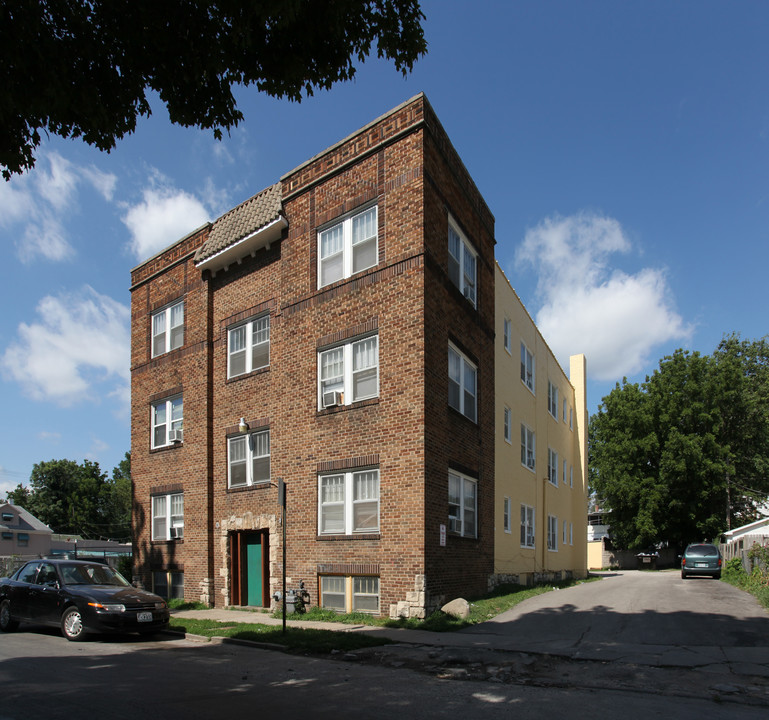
[59,563,131,587]
[686,545,719,557]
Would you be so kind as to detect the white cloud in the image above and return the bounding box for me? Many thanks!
[0,151,117,263]
[1,286,130,408]
[122,176,211,261]
[515,212,693,381]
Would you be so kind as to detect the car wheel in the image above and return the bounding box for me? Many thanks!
[714,572,721,580]
[681,571,687,579]
[61,607,86,641]
[0,599,19,632]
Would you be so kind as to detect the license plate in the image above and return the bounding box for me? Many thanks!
[137,612,153,623]
[696,562,708,567]
[643,557,651,563]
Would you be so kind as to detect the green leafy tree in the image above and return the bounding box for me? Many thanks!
[4,455,133,539]
[0,0,427,178]
[590,337,769,550]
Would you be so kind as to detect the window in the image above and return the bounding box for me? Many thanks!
[319,469,379,535]
[448,470,477,538]
[569,407,573,430]
[521,424,535,471]
[503,406,512,443]
[319,335,379,408]
[562,459,567,486]
[1,531,12,540]
[228,429,270,488]
[503,497,511,533]
[448,343,477,422]
[1,512,12,522]
[503,318,512,353]
[318,205,378,287]
[548,381,558,419]
[521,504,535,548]
[152,492,184,541]
[520,342,534,393]
[448,218,477,306]
[548,448,558,486]
[153,571,184,600]
[570,522,574,545]
[228,315,269,377]
[547,515,558,551]
[17,533,29,547]
[152,301,184,357]
[570,465,574,488]
[563,398,567,423]
[152,395,183,448]
[563,520,568,545]
[320,575,380,614]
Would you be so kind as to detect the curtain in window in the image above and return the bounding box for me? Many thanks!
[170,303,184,350]
[321,348,344,396]
[321,475,345,533]
[228,436,247,486]
[448,347,461,411]
[229,326,247,376]
[352,337,378,400]
[250,430,270,483]
[353,470,379,531]
[352,207,377,273]
[320,225,344,285]
[448,226,461,287]
[463,361,476,422]
[152,496,167,540]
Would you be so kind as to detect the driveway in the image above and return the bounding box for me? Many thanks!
[458,570,769,667]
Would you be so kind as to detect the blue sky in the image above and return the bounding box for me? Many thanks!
[2,0,768,498]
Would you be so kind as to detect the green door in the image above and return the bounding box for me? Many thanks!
[245,535,263,606]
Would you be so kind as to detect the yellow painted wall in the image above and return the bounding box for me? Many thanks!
[494,263,588,582]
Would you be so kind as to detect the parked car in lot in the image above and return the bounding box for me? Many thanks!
[0,558,169,641]
[681,543,722,579]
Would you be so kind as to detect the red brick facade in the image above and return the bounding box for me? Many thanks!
[130,94,495,616]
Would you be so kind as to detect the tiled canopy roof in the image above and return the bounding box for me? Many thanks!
[194,182,284,266]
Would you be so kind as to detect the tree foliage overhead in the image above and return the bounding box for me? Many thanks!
[0,0,427,178]
[5,453,132,540]
[589,336,769,550]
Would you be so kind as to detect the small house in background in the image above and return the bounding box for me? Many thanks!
[0,501,52,559]
[722,516,769,568]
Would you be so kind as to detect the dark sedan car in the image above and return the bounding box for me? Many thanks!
[0,558,169,641]
[681,543,723,579]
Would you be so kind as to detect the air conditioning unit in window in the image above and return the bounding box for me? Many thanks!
[322,390,343,408]
[169,527,183,540]
[168,429,184,443]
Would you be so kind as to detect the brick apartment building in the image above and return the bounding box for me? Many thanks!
[130,94,497,618]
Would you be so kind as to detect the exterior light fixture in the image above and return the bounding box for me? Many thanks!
[238,417,249,433]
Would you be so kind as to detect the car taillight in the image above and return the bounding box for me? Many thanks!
[682,558,686,566]
[718,558,722,566]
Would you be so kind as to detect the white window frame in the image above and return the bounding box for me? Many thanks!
[152,300,184,357]
[448,343,477,422]
[320,575,380,614]
[318,469,380,536]
[318,205,378,288]
[318,335,379,408]
[548,448,558,486]
[548,514,558,551]
[228,429,270,488]
[448,470,477,538]
[503,318,512,353]
[447,217,477,307]
[563,398,568,423]
[521,504,535,548]
[151,395,183,449]
[503,497,511,533]
[569,407,573,430]
[520,342,535,393]
[503,406,512,444]
[548,381,559,419]
[563,519,568,545]
[228,315,270,378]
[562,459,567,486]
[570,465,574,488]
[521,424,536,471]
[570,522,574,545]
[152,492,184,541]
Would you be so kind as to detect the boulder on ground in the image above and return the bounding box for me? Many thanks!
[441,598,470,619]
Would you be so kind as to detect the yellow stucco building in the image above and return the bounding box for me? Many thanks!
[494,263,588,584]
